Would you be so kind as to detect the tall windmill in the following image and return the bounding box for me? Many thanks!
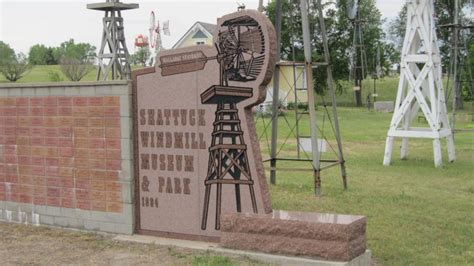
[87,0,138,81]
[383,0,455,168]
[348,0,368,107]
[149,11,170,65]
[441,0,474,132]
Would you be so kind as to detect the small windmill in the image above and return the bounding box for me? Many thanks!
[149,11,170,65]
[348,0,368,107]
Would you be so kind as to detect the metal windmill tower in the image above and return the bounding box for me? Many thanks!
[441,0,474,132]
[87,0,138,81]
[348,0,368,107]
[383,0,455,168]
[258,0,347,196]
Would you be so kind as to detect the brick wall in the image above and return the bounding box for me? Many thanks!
[0,81,134,234]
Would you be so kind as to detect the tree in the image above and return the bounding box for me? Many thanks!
[28,44,55,65]
[388,0,474,104]
[130,47,151,66]
[59,57,92,82]
[265,0,386,99]
[53,39,96,63]
[0,52,30,82]
[0,41,15,65]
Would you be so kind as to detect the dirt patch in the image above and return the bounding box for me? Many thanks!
[0,222,261,265]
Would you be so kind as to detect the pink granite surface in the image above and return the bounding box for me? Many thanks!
[220,210,367,261]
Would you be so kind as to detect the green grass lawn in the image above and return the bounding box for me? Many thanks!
[0,65,146,83]
[2,65,473,264]
[256,107,474,265]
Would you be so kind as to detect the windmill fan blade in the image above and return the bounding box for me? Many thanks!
[163,20,170,36]
[239,27,264,54]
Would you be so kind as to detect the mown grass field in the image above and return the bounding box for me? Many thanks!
[2,65,474,265]
[256,107,473,265]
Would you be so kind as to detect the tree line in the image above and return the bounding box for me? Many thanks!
[265,0,473,101]
[0,39,97,82]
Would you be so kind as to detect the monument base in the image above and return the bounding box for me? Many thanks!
[220,210,366,262]
[114,234,371,266]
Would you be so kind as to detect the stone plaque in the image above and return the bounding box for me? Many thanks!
[133,9,276,240]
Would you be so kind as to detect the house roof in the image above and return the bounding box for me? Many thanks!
[172,21,217,49]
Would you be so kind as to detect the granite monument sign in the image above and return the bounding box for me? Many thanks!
[133,9,276,240]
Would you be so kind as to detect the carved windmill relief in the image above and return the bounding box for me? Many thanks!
[200,16,266,230]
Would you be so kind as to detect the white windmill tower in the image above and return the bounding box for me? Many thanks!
[383,0,455,168]
[149,11,170,65]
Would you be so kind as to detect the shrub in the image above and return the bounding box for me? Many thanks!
[59,57,92,81]
[0,53,30,82]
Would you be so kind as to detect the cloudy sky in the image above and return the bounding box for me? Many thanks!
[0,0,404,55]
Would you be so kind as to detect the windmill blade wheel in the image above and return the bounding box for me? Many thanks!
[218,16,266,83]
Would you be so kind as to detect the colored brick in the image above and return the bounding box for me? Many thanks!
[58,128,73,137]
[106,149,121,160]
[74,138,89,148]
[105,181,121,191]
[90,170,106,179]
[45,138,58,146]
[90,180,105,191]
[30,98,43,106]
[46,177,61,187]
[44,117,59,127]
[91,190,107,202]
[74,128,89,138]
[106,202,122,213]
[73,97,88,106]
[106,139,121,149]
[89,118,105,127]
[47,197,61,207]
[73,107,89,117]
[61,178,74,188]
[59,147,73,157]
[74,117,88,127]
[44,107,57,116]
[89,138,105,149]
[104,107,120,117]
[77,200,91,210]
[16,97,29,106]
[58,107,72,116]
[58,137,74,147]
[58,97,72,106]
[58,117,73,127]
[105,128,121,138]
[105,117,120,127]
[74,149,89,158]
[61,198,75,208]
[30,107,44,116]
[106,170,119,181]
[75,158,89,169]
[76,179,90,190]
[44,96,58,106]
[88,106,104,117]
[17,107,29,116]
[45,166,59,176]
[88,97,103,106]
[47,187,61,198]
[89,128,104,138]
[103,96,120,106]
[58,167,73,178]
[89,159,106,170]
[58,158,74,167]
[75,169,90,179]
